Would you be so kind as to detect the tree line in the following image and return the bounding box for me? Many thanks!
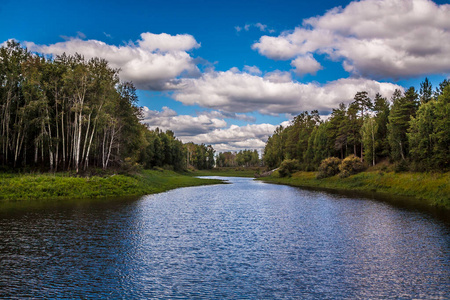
[263,78,450,172]
[216,149,260,168]
[0,41,214,172]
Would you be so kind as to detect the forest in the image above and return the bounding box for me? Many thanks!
[0,41,214,173]
[216,149,260,168]
[263,78,450,173]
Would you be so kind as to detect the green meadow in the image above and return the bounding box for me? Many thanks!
[0,170,224,201]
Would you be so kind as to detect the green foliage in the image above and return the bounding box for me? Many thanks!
[373,93,390,159]
[409,84,450,170]
[235,149,260,167]
[278,159,300,177]
[329,103,348,159]
[263,111,322,169]
[215,150,260,168]
[120,157,143,175]
[388,87,419,161]
[0,42,213,174]
[361,117,378,166]
[262,81,447,174]
[139,128,186,171]
[185,143,215,170]
[190,167,261,177]
[339,155,365,178]
[216,150,259,168]
[420,77,433,104]
[317,157,341,179]
[263,125,286,168]
[394,159,409,173]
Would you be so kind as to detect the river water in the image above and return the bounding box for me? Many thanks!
[0,177,449,299]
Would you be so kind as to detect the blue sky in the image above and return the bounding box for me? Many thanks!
[1,0,449,152]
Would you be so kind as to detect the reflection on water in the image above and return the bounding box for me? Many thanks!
[0,177,449,298]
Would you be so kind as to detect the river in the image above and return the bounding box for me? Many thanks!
[0,177,449,299]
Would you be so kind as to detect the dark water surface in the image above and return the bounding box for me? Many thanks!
[0,177,449,299]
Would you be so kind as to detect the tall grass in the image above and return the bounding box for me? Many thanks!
[0,170,223,201]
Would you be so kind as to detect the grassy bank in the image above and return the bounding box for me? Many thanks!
[189,167,262,178]
[0,170,224,201]
[259,171,450,209]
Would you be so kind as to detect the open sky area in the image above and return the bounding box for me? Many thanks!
[1,0,449,153]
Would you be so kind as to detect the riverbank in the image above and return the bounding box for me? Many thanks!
[0,170,224,201]
[189,167,262,178]
[259,171,450,209]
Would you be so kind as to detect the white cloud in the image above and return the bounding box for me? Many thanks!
[237,23,274,33]
[252,0,450,79]
[181,123,278,152]
[137,32,200,52]
[291,54,323,76]
[173,70,402,115]
[255,23,268,32]
[24,32,200,90]
[243,65,262,75]
[263,71,292,83]
[141,107,275,152]
[142,106,227,136]
[200,110,256,122]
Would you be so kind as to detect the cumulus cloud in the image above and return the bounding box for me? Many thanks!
[137,32,199,52]
[252,0,450,79]
[141,107,274,152]
[181,123,278,152]
[291,54,323,76]
[173,70,402,115]
[142,106,227,136]
[200,110,256,122]
[263,71,292,83]
[243,65,262,75]
[24,32,200,90]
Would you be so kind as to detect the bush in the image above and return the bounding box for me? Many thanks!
[394,159,409,173]
[317,157,341,179]
[278,159,300,177]
[339,155,365,178]
[120,157,143,175]
[271,169,281,178]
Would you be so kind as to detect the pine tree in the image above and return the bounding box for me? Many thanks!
[373,93,390,159]
[388,87,418,161]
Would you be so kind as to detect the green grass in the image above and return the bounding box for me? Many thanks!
[0,170,224,201]
[189,167,262,178]
[259,171,450,209]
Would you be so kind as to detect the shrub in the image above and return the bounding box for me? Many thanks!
[271,169,281,178]
[339,155,365,178]
[317,157,341,179]
[278,159,300,177]
[394,159,409,173]
[120,157,143,174]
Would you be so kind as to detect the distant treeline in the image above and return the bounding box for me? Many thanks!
[0,41,214,172]
[216,149,260,167]
[264,78,450,172]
